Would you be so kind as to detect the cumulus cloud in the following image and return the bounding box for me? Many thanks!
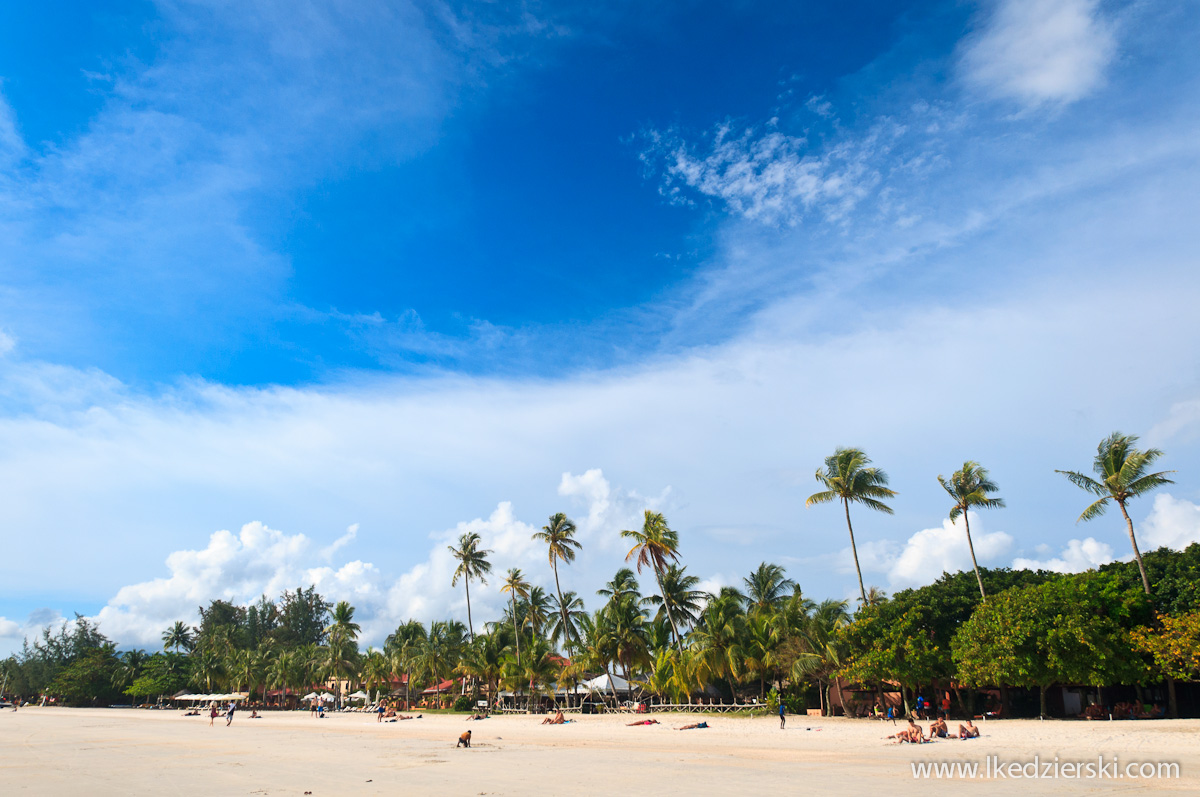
[885,513,1015,588]
[1138,493,1200,550]
[1012,536,1115,572]
[13,469,666,650]
[958,0,1116,107]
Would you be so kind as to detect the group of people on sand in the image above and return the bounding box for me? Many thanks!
[888,717,980,744]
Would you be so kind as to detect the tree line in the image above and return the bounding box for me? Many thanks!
[3,431,1197,716]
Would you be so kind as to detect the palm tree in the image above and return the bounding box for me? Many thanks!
[326,601,361,642]
[523,586,553,639]
[644,564,705,633]
[162,621,194,653]
[742,562,797,616]
[458,629,510,706]
[938,461,1005,600]
[548,591,586,653]
[1057,432,1174,594]
[500,568,530,667]
[690,590,746,698]
[807,447,897,605]
[361,648,391,703]
[449,532,493,640]
[385,620,427,710]
[321,634,360,708]
[621,510,684,652]
[533,513,582,654]
[790,599,851,716]
[597,568,641,605]
[415,621,462,707]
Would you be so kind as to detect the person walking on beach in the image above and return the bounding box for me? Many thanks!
[778,700,786,729]
[209,704,218,726]
[226,701,236,726]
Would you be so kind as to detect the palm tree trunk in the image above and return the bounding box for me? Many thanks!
[835,675,848,717]
[551,562,572,657]
[465,579,475,640]
[843,499,868,605]
[1117,500,1152,594]
[963,513,987,601]
[511,595,521,666]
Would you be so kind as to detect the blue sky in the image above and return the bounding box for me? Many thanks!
[3,0,1200,652]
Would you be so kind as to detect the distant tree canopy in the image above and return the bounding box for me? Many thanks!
[6,543,1200,718]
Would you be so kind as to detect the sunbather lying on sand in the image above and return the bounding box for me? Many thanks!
[541,711,566,725]
[627,719,660,726]
[677,721,709,730]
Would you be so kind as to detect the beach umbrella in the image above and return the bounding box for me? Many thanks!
[348,691,369,701]
[301,692,319,701]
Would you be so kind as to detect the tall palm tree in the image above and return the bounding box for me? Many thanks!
[1057,432,1174,594]
[690,590,746,698]
[500,568,530,667]
[807,448,897,605]
[162,621,194,653]
[532,513,582,656]
[938,461,1005,600]
[621,510,684,653]
[742,562,797,616]
[449,532,493,640]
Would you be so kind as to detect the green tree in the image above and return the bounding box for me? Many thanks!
[621,510,684,652]
[162,621,195,653]
[645,565,705,632]
[1057,432,1174,595]
[500,568,531,667]
[938,461,1005,600]
[46,644,122,706]
[532,512,582,656]
[742,562,796,616]
[807,448,897,604]
[952,574,1150,717]
[449,532,493,640]
[384,620,427,709]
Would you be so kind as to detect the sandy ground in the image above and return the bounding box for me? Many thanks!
[3,707,1198,795]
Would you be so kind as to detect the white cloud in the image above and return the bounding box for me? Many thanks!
[639,118,910,226]
[1012,536,1115,572]
[958,0,1116,107]
[886,513,1015,588]
[46,469,662,650]
[1138,493,1200,551]
[320,523,359,561]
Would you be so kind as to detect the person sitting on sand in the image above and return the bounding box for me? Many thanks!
[955,720,980,739]
[383,706,396,718]
[929,717,948,738]
[541,711,566,725]
[250,709,260,719]
[677,721,709,730]
[888,719,926,744]
[457,730,472,748]
[627,719,660,726]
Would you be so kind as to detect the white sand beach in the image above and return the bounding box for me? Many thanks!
[4,708,1197,795]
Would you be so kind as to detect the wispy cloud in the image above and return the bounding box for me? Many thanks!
[958,0,1117,108]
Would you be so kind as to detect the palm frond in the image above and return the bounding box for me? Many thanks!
[1057,469,1106,496]
[854,496,895,515]
[1077,496,1109,523]
[805,490,838,506]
